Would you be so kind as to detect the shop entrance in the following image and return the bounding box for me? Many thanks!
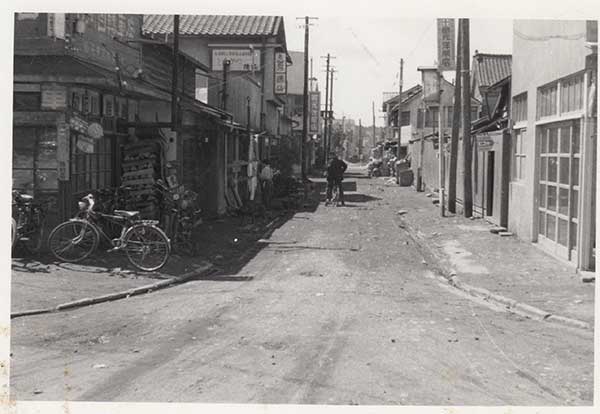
[536,120,581,263]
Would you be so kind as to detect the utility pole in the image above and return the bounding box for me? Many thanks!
[297,16,318,180]
[460,18,473,217]
[359,118,363,163]
[372,101,376,147]
[322,54,330,165]
[171,14,182,178]
[396,58,404,183]
[448,23,462,214]
[221,59,230,111]
[438,70,445,217]
[329,67,336,155]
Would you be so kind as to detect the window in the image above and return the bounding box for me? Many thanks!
[400,111,410,126]
[560,73,584,114]
[103,94,114,117]
[513,128,526,181]
[537,82,558,119]
[423,107,439,128]
[513,93,527,123]
[446,106,454,128]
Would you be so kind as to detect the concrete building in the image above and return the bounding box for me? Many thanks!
[509,20,597,271]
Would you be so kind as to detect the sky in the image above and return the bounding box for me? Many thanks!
[283,17,513,126]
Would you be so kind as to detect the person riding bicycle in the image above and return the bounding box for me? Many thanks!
[325,152,347,206]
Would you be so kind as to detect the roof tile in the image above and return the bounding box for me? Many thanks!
[143,15,283,37]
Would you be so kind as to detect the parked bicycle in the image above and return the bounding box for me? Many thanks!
[155,180,202,255]
[12,190,47,254]
[48,193,171,272]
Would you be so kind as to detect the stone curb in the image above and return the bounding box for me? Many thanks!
[397,215,592,331]
[11,263,215,319]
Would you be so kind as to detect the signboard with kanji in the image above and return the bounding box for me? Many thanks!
[41,84,67,110]
[309,92,320,134]
[275,52,287,73]
[420,69,440,103]
[437,19,456,71]
[212,49,261,72]
[274,73,287,95]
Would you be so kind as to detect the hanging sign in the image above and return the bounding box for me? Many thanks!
[437,19,456,71]
[420,68,440,103]
[274,73,287,95]
[275,52,287,73]
[76,135,95,153]
[87,122,104,140]
[309,92,320,134]
[477,135,495,151]
[69,113,89,134]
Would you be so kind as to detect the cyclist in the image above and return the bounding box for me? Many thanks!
[325,152,347,206]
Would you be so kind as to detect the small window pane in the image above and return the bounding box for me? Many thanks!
[559,157,570,184]
[558,188,569,215]
[548,157,558,182]
[548,128,558,153]
[538,212,546,236]
[547,214,557,241]
[572,189,579,218]
[541,131,548,153]
[547,186,557,211]
[540,157,547,181]
[560,127,570,153]
[539,183,547,208]
[572,122,580,153]
[558,218,568,246]
[572,158,580,186]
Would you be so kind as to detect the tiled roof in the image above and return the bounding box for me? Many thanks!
[472,53,512,88]
[143,15,283,37]
[383,84,422,108]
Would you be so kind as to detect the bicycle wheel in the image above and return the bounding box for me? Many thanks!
[48,219,99,262]
[123,223,171,272]
[22,210,45,254]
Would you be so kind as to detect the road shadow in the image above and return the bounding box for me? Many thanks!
[318,193,382,203]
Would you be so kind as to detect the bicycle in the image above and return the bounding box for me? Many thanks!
[48,193,171,272]
[12,190,48,254]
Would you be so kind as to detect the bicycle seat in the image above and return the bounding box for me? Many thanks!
[114,210,140,218]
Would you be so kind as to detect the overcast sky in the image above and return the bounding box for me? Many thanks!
[283,18,513,126]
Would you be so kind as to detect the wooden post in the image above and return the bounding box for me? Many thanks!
[438,70,445,217]
[301,16,309,179]
[329,68,335,154]
[448,24,462,213]
[460,18,473,217]
[372,101,376,148]
[396,59,404,184]
[323,54,330,164]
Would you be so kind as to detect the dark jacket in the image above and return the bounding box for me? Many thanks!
[327,158,347,181]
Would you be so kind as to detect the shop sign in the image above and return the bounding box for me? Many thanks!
[309,92,320,134]
[275,52,287,73]
[274,72,287,95]
[69,113,89,134]
[420,69,440,103]
[47,13,65,39]
[87,122,104,140]
[41,84,67,110]
[212,49,261,71]
[76,135,95,154]
[477,135,494,151]
[56,122,70,181]
[437,19,456,71]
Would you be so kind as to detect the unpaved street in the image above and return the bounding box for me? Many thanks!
[10,167,594,405]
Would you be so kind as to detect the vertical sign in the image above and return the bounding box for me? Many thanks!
[47,13,66,39]
[437,19,456,71]
[41,84,68,110]
[56,122,70,181]
[274,52,287,95]
[309,92,320,134]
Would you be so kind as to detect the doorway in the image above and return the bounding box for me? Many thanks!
[486,151,494,216]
